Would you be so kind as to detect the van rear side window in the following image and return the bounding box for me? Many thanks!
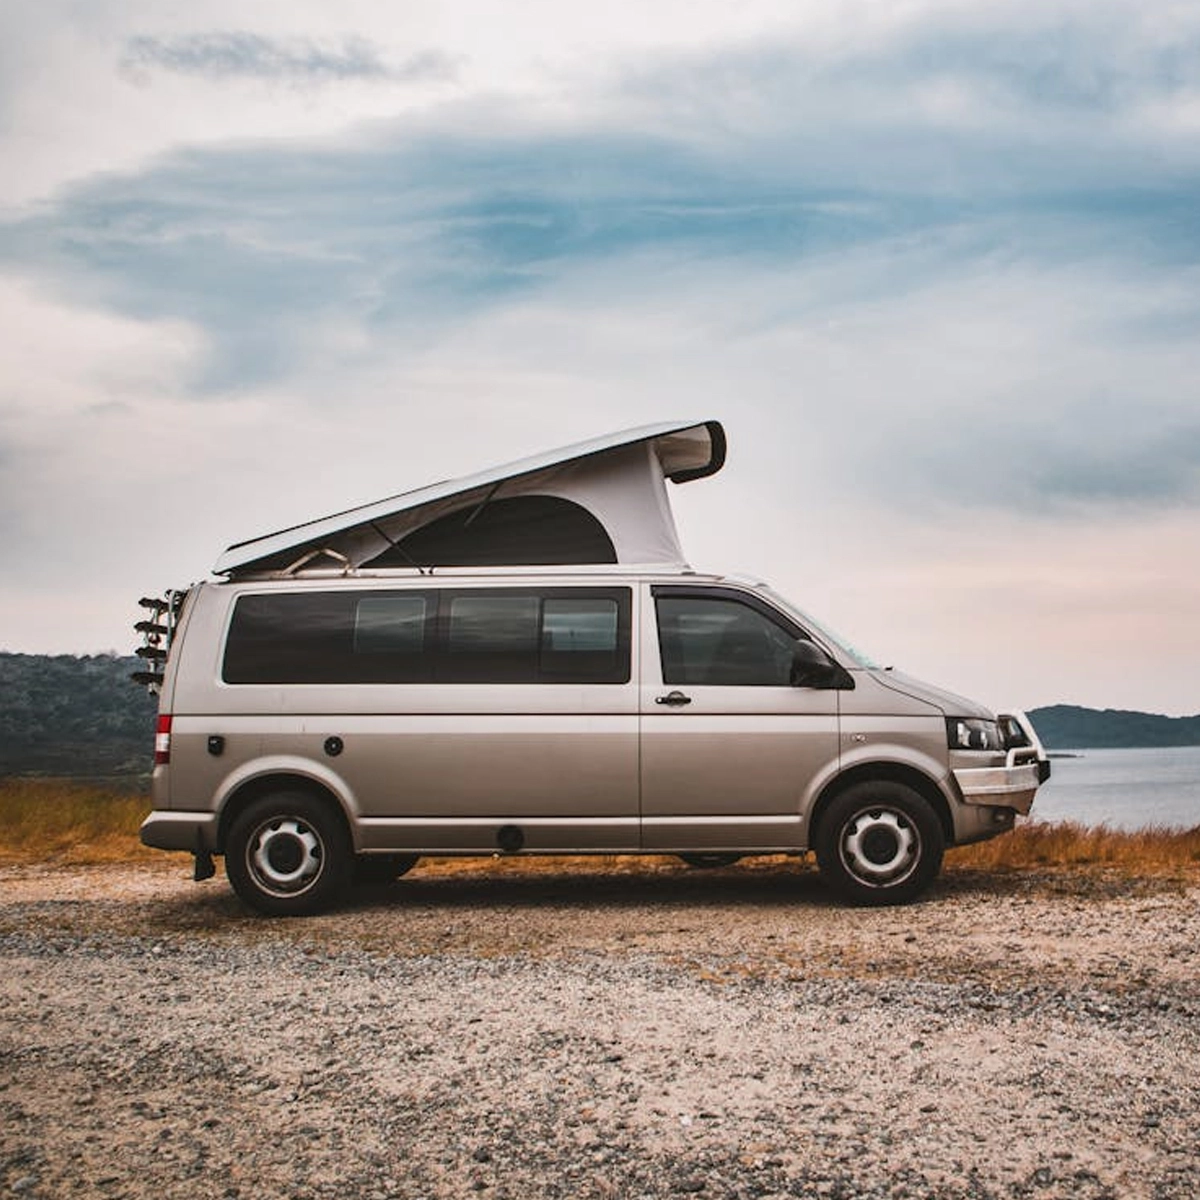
[222,588,630,685]
[223,591,435,684]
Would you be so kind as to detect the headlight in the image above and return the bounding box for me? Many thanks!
[946,717,1004,751]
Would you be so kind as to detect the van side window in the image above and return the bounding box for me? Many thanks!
[541,597,621,679]
[354,595,428,655]
[656,595,796,686]
[223,588,630,685]
[542,598,618,652]
[444,594,541,681]
[439,590,630,684]
[224,591,435,684]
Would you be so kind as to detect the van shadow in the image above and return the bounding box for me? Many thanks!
[347,860,1087,913]
[118,861,1082,938]
[350,863,838,913]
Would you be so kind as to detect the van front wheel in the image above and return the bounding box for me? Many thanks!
[814,782,943,905]
[226,792,351,916]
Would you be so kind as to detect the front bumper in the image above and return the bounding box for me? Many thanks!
[952,710,1051,817]
[140,810,219,852]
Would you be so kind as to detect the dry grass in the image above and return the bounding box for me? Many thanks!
[945,818,1200,874]
[2,779,1198,877]
[0,778,156,864]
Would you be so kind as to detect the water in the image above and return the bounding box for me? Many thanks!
[1032,746,1200,830]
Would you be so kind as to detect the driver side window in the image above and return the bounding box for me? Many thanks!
[656,595,796,686]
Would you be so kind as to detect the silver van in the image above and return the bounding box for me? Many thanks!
[137,420,1049,914]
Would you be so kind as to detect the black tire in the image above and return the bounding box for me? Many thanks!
[353,853,420,885]
[814,781,944,905]
[678,853,743,869]
[225,791,352,916]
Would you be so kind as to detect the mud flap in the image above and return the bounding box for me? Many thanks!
[193,851,216,882]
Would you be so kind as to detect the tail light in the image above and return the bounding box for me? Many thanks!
[155,714,173,766]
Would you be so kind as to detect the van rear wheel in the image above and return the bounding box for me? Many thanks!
[226,792,351,916]
[814,781,943,905]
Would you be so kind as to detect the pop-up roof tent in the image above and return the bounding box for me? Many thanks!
[215,419,725,578]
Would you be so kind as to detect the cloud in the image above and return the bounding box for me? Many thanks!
[834,16,1200,116]
[119,32,457,88]
[872,393,1200,517]
[1020,414,1200,508]
[0,127,897,391]
[1,4,1198,530]
[4,102,1196,407]
[614,7,1200,193]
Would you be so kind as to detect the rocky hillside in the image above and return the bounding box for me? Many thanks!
[0,653,157,777]
[1028,704,1200,749]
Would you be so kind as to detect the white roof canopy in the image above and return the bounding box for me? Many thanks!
[215,419,725,577]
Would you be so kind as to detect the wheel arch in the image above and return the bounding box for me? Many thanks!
[216,772,354,855]
[809,762,954,848]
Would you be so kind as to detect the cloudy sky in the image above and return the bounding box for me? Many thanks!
[2,0,1199,715]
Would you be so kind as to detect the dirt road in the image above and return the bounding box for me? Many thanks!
[2,858,1197,1198]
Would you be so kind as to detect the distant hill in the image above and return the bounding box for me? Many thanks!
[1028,705,1200,750]
[0,653,157,778]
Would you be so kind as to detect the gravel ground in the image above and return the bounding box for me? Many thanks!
[1,857,1198,1200]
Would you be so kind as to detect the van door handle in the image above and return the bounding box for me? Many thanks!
[655,690,692,707]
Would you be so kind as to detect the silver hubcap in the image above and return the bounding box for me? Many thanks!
[248,818,323,896]
[838,808,920,888]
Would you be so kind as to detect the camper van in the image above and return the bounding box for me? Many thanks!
[136,420,1049,915]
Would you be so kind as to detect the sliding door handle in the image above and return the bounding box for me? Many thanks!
[655,690,692,707]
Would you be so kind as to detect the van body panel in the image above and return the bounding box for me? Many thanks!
[201,681,636,717]
[148,582,202,812]
[305,712,639,822]
[866,669,993,721]
[837,670,945,720]
[637,581,841,849]
[835,714,952,784]
[205,751,360,814]
[191,708,639,834]
[166,716,272,814]
[356,815,641,853]
[639,708,839,843]
[835,672,962,800]
[639,813,805,852]
[140,809,219,851]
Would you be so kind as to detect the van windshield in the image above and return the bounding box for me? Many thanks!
[758,586,881,670]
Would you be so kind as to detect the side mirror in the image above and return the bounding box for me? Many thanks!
[790,640,854,690]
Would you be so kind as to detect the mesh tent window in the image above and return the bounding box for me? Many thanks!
[366,496,617,568]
